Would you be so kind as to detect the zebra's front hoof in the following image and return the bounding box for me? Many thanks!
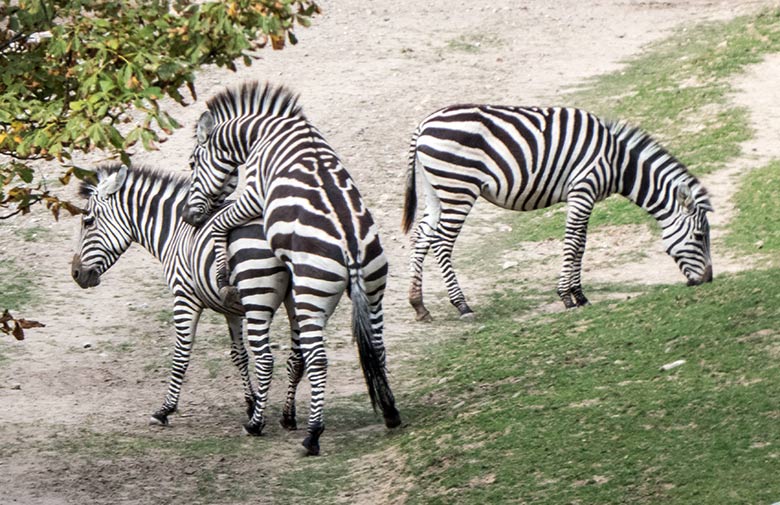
[573,291,590,307]
[150,411,170,426]
[243,418,266,437]
[459,311,476,321]
[280,414,298,431]
[416,310,433,322]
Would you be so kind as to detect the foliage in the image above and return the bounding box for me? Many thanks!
[0,0,319,220]
[725,160,780,253]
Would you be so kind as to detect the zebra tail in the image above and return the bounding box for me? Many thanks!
[349,263,395,415]
[401,128,420,234]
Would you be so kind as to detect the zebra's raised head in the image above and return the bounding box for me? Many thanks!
[663,178,713,286]
[184,81,302,226]
[71,163,132,288]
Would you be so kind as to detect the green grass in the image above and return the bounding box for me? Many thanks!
[281,268,780,504]
[446,32,503,53]
[725,159,780,253]
[0,259,36,311]
[13,225,52,242]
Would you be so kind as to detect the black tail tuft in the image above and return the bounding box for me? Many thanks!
[401,129,420,234]
[349,265,398,420]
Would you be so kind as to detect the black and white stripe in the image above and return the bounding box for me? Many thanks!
[402,105,713,320]
[71,163,300,429]
[183,82,401,455]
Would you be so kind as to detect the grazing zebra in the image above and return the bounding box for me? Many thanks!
[71,163,306,431]
[402,105,713,320]
[183,82,401,456]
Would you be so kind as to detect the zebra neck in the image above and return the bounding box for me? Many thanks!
[616,142,689,225]
[125,184,189,263]
[221,115,305,165]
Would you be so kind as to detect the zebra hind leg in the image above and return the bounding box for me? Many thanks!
[226,315,257,419]
[408,217,435,322]
[243,315,275,437]
[280,348,304,431]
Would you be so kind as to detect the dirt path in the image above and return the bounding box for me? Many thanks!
[1,1,776,503]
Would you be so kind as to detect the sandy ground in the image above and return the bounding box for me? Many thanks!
[1,0,778,503]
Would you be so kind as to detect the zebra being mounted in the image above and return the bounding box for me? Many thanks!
[403,105,713,321]
[71,163,307,432]
[183,81,402,456]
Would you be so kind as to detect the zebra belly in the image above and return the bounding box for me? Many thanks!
[479,173,569,212]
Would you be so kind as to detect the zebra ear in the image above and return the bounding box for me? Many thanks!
[676,184,695,213]
[97,164,128,199]
[196,111,215,145]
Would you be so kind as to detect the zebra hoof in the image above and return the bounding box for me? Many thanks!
[245,398,256,419]
[573,293,590,307]
[302,436,320,456]
[150,411,170,426]
[415,309,433,322]
[302,423,325,456]
[459,311,476,321]
[243,418,266,437]
[280,415,298,431]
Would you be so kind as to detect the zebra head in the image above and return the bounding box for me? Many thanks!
[71,164,133,289]
[183,110,237,226]
[662,182,713,286]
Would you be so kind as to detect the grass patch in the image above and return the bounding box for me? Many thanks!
[13,225,52,243]
[446,32,503,53]
[570,10,780,173]
[286,268,780,504]
[0,259,36,310]
[725,159,780,253]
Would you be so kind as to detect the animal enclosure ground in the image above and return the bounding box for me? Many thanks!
[1,1,779,504]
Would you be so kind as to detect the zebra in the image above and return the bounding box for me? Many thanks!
[71,162,309,432]
[402,105,713,320]
[183,81,402,456]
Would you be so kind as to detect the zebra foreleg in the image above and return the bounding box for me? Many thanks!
[151,303,201,426]
[558,192,595,308]
[226,315,256,418]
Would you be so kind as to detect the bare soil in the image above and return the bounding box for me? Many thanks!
[1,1,777,503]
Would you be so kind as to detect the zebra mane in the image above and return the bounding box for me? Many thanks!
[78,162,188,199]
[606,120,712,210]
[204,81,303,123]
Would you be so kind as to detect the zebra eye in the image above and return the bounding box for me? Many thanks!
[693,232,705,242]
[83,216,95,227]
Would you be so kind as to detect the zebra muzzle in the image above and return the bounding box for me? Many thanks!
[71,254,101,289]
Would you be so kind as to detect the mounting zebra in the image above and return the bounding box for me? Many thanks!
[183,81,402,456]
[402,105,713,321]
[71,163,306,431]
